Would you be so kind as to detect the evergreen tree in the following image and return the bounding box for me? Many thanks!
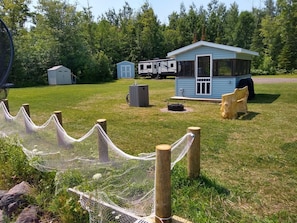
[234,11,255,49]
[276,0,297,72]
[223,3,239,45]
[251,8,266,70]
[135,2,164,60]
[206,0,227,43]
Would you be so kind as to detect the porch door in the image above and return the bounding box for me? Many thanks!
[121,65,131,78]
[196,55,212,95]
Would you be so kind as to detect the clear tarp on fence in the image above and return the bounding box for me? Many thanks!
[0,102,194,222]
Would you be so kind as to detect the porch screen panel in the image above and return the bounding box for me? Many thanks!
[197,56,210,77]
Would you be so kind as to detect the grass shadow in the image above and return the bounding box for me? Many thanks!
[279,141,297,167]
[198,174,230,196]
[280,141,297,161]
[281,141,297,151]
[249,94,280,104]
[238,111,260,120]
[172,165,230,196]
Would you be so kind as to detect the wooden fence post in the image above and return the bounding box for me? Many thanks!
[54,111,64,146]
[97,119,109,162]
[22,103,30,117]
[54,111,63,127]
[3,99,9,113]
[22,103,32,133]
[187,127,201,178]
[155,144,172,223]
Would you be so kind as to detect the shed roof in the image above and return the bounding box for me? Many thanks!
[167,41,259,58]
[48,65,69,71]
[116,60,134,65]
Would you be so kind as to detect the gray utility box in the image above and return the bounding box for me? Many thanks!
[129,84,149,107]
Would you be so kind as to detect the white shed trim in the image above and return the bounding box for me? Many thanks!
[167,41,259,58]
[48,65,65,71]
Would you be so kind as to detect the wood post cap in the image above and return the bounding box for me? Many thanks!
[156,144,171,151]
[187,127,201,131]
[97,119,106,123]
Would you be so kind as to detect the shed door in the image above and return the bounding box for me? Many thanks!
[121,65,131,78]
[196,54,212,95]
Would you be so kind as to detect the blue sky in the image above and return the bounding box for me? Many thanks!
[30,0,262,24]
[72,0,261,23]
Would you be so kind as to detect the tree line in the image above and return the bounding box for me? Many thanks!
[0,0,296,87]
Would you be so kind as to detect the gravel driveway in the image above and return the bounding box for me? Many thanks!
[252,77,297,84]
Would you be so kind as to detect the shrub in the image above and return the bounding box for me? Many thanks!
[0,137,50,188]
[0,137,88,222]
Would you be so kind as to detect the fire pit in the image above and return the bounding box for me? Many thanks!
[167,103,184,111]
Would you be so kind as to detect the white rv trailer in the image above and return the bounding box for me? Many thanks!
[138,58,177,78]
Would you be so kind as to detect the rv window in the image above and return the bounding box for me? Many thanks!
[147,65,151,69]
[154,65,157,68]
[140,64,144,70]
[170,63,174,68]
[177,61,195,77]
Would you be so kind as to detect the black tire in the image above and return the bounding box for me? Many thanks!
[237,78,255,100]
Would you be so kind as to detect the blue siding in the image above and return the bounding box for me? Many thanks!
[175,75,252,99]
[175,46,237,61]
[175,77,195,97]
[172,43,255,99]
[117,61,135,79]
[211,78,237,98]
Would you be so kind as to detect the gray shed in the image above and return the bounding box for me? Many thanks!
[117,61,135,79]
[48,65,72,85]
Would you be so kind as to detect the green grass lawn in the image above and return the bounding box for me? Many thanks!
[4,78,297,222]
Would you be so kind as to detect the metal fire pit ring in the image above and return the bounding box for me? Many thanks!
[167,103,184,111]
